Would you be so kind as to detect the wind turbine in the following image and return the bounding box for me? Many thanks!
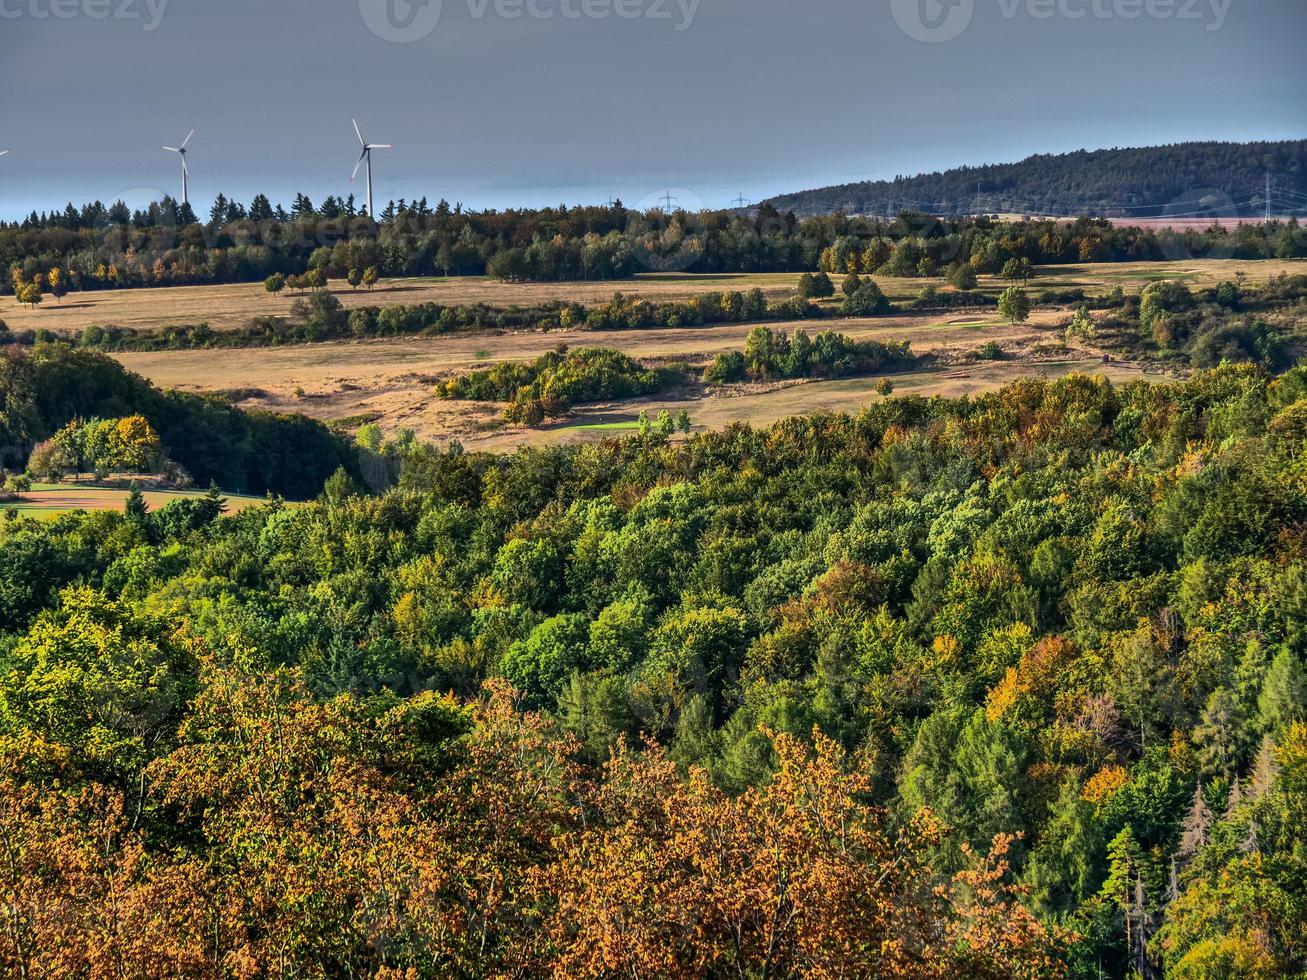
[350,118,392,217]
[162,129,194,205]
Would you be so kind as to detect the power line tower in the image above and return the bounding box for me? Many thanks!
[1265,173,1272,222]
[659,190,678,211]
[732,193,751,209]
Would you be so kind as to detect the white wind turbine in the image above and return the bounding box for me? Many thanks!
[162,129,194,205]
[350,118,392,217]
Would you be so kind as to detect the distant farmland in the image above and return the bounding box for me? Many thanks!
[8,258,1305,338]
[4,273,807,336]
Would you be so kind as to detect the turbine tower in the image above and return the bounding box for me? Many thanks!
[351,118,392,217]
[162,129,194,205]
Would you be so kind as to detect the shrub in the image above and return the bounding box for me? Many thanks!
[797,272,835,299]
[842,282,890,317]
[705,351,747,385]
[998,287,1031,323]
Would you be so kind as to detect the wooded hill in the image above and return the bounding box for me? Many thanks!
[762,141,1307,218]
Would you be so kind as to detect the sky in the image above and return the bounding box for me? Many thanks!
[0,0,1304,220]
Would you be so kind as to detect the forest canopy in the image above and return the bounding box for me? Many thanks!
[0,364,1304,976]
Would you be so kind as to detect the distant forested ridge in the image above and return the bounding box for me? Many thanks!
[762,141,1307,217]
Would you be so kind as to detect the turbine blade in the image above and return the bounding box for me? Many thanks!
[351,149,368,181]
[181,156,189,175]
[163,146,180,152]
[180,129,194,149]
[370,144,393,149]
[353,118,365,147]
[0,150,10,157]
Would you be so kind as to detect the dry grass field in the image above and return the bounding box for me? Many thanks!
[5,272,806,336]
[41,255,1291,455]
[9,258,1302,337]
[1027,258,1305,290]
[7,484,269,519]
[115,306,1156,452]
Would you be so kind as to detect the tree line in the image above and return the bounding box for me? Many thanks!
[4,188,1305,296]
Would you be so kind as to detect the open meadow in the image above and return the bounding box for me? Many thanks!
[57,255,1300,452]
[115,306,1140,451]
[5,272,805,336]
[8,257,1303,337]
[6,484,270,519]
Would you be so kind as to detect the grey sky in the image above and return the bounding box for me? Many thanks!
[0,0,1303,219]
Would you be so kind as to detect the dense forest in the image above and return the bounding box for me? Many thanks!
[1,362,1305,976]
[4,185,1306,295]
[763,140,1307,218]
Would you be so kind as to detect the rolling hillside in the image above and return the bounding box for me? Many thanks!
[762,140,1307,218]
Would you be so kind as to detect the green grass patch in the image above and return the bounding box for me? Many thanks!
[930,320,994,329]
[568,421,643,431]
[7,485,272,520]
[330,412,384,429]
[1096,270,1197,281]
